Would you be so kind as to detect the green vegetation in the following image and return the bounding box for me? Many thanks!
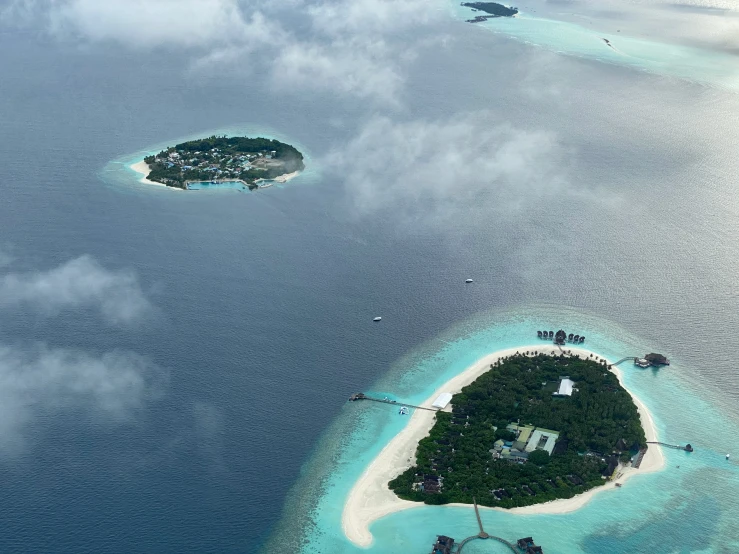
[389,353,646,508]
[463,2,518,17]
[143,135,304,189]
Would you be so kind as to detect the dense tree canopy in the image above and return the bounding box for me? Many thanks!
[142,135,304,189]
[389,353,646,508]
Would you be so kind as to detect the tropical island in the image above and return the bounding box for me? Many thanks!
[388,353,646,508]
[134,135,305,190]
[462,2,518,21]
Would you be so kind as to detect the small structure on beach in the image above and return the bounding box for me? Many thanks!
[432,393,453,410]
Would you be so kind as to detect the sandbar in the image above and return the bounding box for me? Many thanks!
[342,344,664,547]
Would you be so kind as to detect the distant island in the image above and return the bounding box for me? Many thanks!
[389,353,646,508]
[462,2,518,22]
[134,136,305,190]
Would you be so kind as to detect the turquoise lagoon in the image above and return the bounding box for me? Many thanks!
[266,306,739,553]
[98,126,315,194]
[451,3,739,91]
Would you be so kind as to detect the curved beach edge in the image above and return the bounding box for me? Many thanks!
[341,344,664,547]
[129,159,301,190]
[129,160,178,189]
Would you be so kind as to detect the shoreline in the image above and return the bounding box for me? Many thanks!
[341,344,664,547]
[129,160,300,190]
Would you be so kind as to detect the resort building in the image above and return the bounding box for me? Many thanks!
[503,423,560,456]
[553,377,576,397]
[524,429,560,455]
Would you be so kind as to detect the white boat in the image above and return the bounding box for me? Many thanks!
[727,454,731,460]
[465,279,473,283]
[373,317,382,322]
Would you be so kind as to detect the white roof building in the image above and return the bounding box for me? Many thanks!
[432,392,453,409]
[524,429,560,455]
[553,377,575,397]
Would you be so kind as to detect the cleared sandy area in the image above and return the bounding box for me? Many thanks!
[342,345,664,547]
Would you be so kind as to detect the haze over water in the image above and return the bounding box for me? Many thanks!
[1,1,739,552]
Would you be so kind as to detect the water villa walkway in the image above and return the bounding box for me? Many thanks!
[448,498,530,553]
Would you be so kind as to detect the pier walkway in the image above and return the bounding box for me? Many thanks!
[647,441,693,451]
[454,498,518,553]
[612,357,637,365]
[349,394,438,412]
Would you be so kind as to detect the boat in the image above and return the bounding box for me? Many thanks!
[465,279,473,283]
[615,483,622,488]
[727,454,731,460]
[373,317,382,322]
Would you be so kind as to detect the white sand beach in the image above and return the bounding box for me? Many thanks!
[129,160,175,188]
[342,345,664,547]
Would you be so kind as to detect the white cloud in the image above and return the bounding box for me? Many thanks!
[4,0,259,49]
[0,344,167,453]
[270,38,405,105]
[0,255,152,325]
[1,0,443,105]
[330,114,571,223]
[308,0,441,36]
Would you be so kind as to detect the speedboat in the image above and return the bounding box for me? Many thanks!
[465,279,473,283]
[373,317,382,322]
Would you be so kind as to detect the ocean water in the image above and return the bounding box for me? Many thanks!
[1,4,739,553]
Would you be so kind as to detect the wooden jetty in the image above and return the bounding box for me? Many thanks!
[647,441,693,452]
[349,393,438,412]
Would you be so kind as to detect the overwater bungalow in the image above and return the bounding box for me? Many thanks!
[568,333,574,341]
[573,335,580,342]
[579,336,585,343]
[555,330,567,344]
[431,535,454,554]
[537,330,543,338]
[517,537,535,548]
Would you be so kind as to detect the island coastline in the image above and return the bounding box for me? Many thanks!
[130,159,301,190]
[130,160,175,188]
[342,344,664,547]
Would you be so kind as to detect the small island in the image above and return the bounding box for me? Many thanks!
[136,135,305,190]
[462,2,518,23]
[389,353,646,508]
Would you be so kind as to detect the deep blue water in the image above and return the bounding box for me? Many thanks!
[1,9,739,554]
